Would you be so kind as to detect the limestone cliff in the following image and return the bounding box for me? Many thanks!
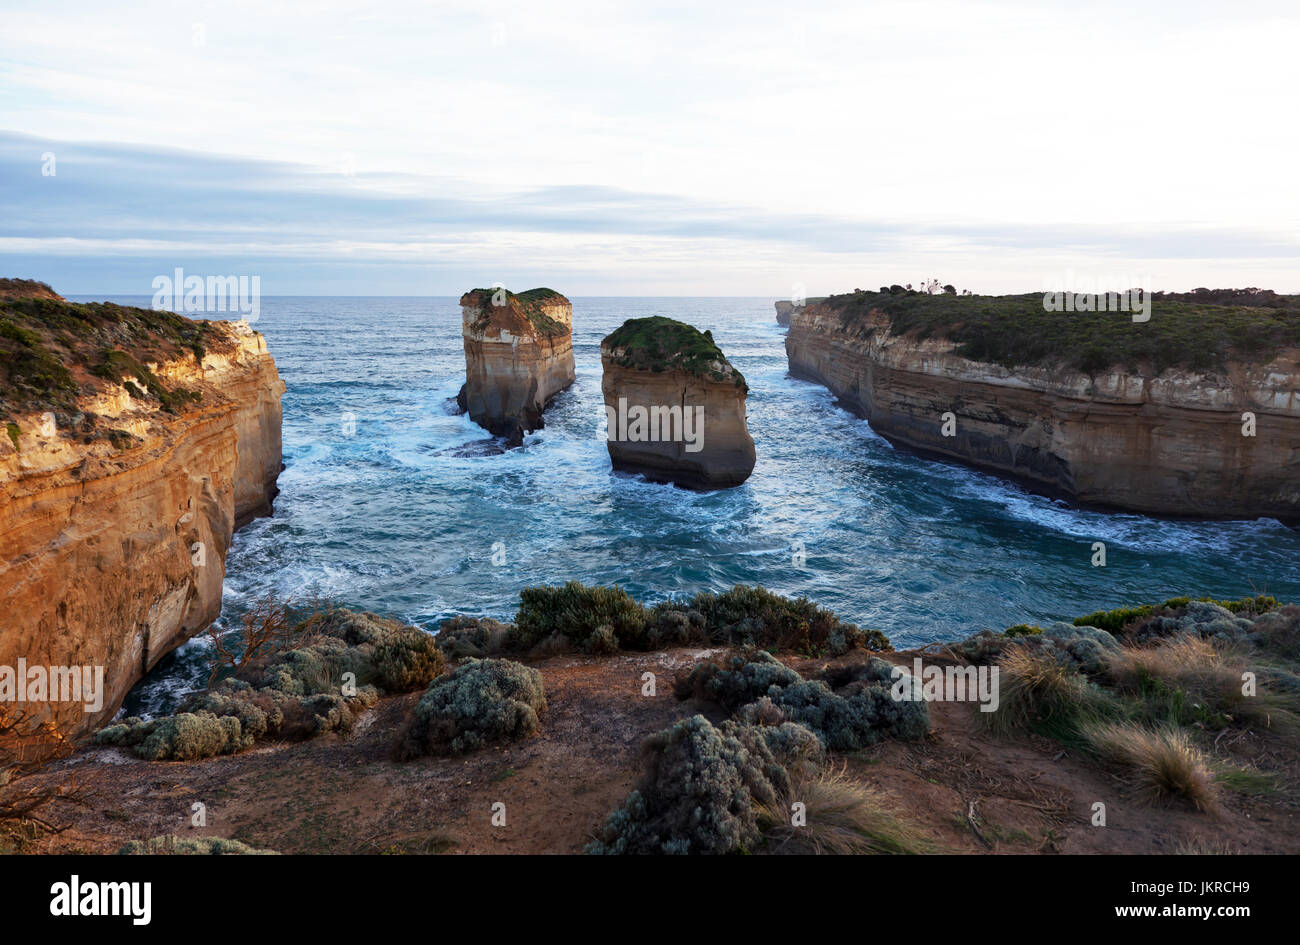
[601,316,756,489]
[786,292,1300,521]
[457,287,575,446]
[0,288,284,742]
[775,300,795,327]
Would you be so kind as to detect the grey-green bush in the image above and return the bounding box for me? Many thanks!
[399,658,546,757]
[95,608,434,761]
[587,715,801,855]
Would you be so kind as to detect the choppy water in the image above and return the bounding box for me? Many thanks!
[82,296,1300,716]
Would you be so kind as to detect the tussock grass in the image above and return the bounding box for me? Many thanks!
[1106,637,1299,732]
[979,645,1116,739]
[1082,722,1217,811]
[759,764,933,855]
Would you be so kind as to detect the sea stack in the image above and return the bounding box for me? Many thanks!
[600,316,756,489]
[457,287,575,446]
[774,300,795,327]
[0,281,284,745]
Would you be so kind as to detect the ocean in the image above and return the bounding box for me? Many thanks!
[77,296,1300,716]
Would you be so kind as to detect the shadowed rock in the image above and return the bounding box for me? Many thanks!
[600,316,755,489]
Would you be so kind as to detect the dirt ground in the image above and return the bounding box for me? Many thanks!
[13,647,1300,854]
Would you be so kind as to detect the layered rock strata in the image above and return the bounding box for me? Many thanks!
[785,294,1300,521]
[0,287,284,742]
[456,287,575,446]
[601,316,756,489]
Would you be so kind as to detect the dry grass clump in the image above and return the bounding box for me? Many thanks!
[980,645,1113,738]
[1082,722,1217,811]
[758,764,931,855]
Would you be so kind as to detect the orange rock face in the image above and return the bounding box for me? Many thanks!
[786,301,1300,521]
[457,288,575,446]
[0,320,284,742]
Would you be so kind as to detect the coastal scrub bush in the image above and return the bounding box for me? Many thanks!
[96,608,435,761]
[676,652,929,750]
[673,650,802,710]
[586,715,792,855]
[514,581,649,651]
[95,713,250,762]
[399,658,545,758]
[1072,595,1277,636]
[371,626,446,692]
[658,585,890,656]
[947,621,1120,674]
[434,615,511,659]
[118,835,278,855]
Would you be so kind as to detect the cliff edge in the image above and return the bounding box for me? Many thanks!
[786,288,1300,521]
[0,286,284,742]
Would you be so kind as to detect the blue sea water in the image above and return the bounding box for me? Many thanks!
[84,296,1300,715]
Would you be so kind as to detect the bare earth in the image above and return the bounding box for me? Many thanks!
[17,647,1300,855]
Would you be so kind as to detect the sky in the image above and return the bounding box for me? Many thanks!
[2,0,1298,296]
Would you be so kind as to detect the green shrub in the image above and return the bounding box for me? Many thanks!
[372,626,445,692]
[95,608,434,760]
[658,585,890,656]
[1004,624,1044,637]
[399,658,546,758]
[514,581,649,650]
[1073,595,1278,635]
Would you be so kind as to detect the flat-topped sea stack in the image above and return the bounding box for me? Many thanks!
[786,287,1300,521]
[0,281,284,744]
[601,316,755,489]
[457,287,575,446]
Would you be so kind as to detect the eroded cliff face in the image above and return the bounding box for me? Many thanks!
[0,320,284,741]
[786,303,1300,520]
[774,301,794,327]
[458,288,575,445]
[601,345,756,490]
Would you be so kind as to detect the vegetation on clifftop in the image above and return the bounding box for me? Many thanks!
[438,581,890,658]
[603,316,747,388]
[818,287,1300,374]
[461,286,570,338]
[0,290,225,444]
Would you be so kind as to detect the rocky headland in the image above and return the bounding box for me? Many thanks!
[786,288,1300,521]
[600,316,756,489]
[456,287,575,446]
[0,282,283,742]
